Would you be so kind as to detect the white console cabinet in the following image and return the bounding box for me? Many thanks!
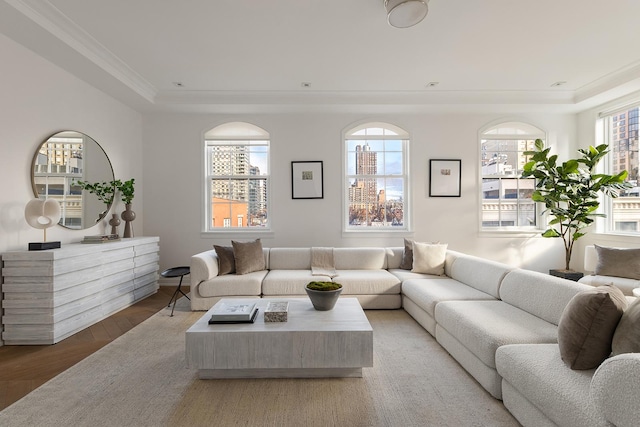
[1,237,159,345]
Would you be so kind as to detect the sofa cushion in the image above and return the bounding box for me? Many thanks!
[213,245,236,275]
[448,254,512,298]
[612,297,640,355]
[332,270,400,294]
[388,269,450,282]
[399,238,414,270]
[499,269,589,325]
[435,300,559,368]
[262,270,331,295]
[595,245,640,280]
[557,284,627,370]
[196,270,266,298]
[268,248,311,270]
[402,278,495,317]
[412,242,447,275]
[591,353,640,427]
[232,239,266,275]
[334,248,387,269]
[496,344,607,427]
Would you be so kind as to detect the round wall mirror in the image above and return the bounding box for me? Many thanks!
[31,130,115,229]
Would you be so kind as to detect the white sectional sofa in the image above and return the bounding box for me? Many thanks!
[190,245,640,427]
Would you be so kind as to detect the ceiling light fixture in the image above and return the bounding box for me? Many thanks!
[551,81,567,87]
[385,0,429,28]
[426,81,439,88]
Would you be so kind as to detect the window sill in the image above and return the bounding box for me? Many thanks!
[478,229,542,238]
[342,229,414,239]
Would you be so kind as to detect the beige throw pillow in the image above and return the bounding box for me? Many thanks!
[213,245,236,275]
[232,239,266,275]
[595,245,640,280]
[612,297,640,355]
[399,238,414,270]
[557,284,627,370]
[411,242,447,276]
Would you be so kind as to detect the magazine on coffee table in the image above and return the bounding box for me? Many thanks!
[208,302,259,324]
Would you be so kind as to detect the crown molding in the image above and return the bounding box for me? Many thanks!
[5,0,157,103]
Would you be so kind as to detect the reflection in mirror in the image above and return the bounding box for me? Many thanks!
[31,131,115,229]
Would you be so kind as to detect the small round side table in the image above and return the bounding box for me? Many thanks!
[160,266,190,317]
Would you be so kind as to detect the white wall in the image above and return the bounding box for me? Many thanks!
[142,111,577,273]
[0,33,143,253]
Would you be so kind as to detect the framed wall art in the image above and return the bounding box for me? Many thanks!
[291,161,324,199]
[429,159,461,197]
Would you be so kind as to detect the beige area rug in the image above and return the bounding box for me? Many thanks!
[0,298,519,427]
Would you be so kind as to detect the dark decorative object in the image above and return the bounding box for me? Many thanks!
[305,281,343,311]
[550,269,584,282]
[109,213,121,236]
[121,204,136,238]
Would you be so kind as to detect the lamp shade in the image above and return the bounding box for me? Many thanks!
[25,198,61,229]
[386,0,429,28]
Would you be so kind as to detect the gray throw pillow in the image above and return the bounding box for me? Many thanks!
[557,284,627,370]
[399,238,414,270]
[612,297,640,355]
[595,245,640,280]
[213,245,235,275]
[232,239,266,275]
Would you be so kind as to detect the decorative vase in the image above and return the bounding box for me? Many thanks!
[305,286,343,311]
[108,213,121,236]
[121,204,136,238]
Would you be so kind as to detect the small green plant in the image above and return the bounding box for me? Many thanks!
[306,281,342,291]
[522,139,631,270]
[75,180,115,205]
[113,178,135,204]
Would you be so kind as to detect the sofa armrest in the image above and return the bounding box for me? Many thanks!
[590,353,640,427]
[190,250,219,288]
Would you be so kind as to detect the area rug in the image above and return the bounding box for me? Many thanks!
[0,298,518,426]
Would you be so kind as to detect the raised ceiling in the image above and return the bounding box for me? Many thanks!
[2,0,640,113]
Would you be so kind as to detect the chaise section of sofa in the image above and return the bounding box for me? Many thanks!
[434,269,590,399]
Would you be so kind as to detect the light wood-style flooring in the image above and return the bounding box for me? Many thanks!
[0,285,188,411]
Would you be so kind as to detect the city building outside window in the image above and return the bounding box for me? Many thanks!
[480,121,545,230]
[344,122,409,231]
[599,105,640,233]
[204,122,269,231]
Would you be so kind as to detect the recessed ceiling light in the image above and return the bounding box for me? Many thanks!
[172,82,184,87]
[425,82,439,88]
[301,82,312,88]
[551,81,567,87]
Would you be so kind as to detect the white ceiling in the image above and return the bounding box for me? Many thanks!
[3,0,640,113]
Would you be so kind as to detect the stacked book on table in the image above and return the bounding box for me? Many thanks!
[81,234,120,244]
[209,301,259,324]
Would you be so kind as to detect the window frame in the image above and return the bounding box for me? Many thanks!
[598,103,640,236]
[342,122,411,235]
[479,121,546,234]
[202,122,271,235]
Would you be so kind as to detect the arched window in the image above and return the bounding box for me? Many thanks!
[344,122,409,231]
[480,121,545,230]
[204,122,269,231]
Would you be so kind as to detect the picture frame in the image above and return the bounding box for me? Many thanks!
[429,159,461,197]
[291,161,324,199]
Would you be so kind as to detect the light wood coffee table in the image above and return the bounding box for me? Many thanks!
[186,297,373,379]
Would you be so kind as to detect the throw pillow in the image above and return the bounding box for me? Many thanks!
[557,284,627,370]
[399,238,414,270]
[232,239,266,275]
[612,297,640,355]
[594,245,640,280]
[411,242,447,276]
[213,245,236,275]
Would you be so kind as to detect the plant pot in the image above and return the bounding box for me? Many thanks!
[305,286,343,311]
[549,269,584,282]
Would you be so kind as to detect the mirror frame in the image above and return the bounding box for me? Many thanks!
[31,130,115,230]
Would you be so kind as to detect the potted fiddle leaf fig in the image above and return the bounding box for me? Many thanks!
[522,139,631,278]
[305,281,343,311]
